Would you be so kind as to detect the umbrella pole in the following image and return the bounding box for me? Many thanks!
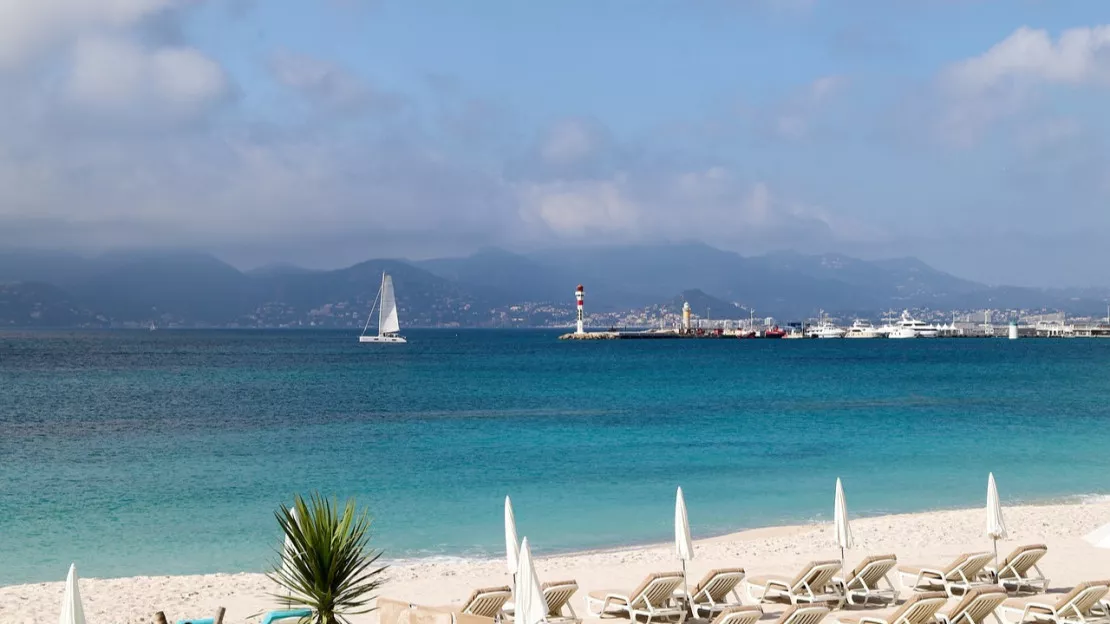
[681,559,690,614]
[993,538,999,580]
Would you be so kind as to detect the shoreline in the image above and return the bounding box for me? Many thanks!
[7,499,1110,623]
[8,494,1110,586]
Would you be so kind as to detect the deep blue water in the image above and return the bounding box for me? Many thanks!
[2,329,1110,585]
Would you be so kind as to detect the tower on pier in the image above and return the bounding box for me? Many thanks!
[575,285,585,334]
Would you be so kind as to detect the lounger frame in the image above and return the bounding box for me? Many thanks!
[987,546,1050,595]
[1000,581,1110,624]
[689,568,747,618]
[833,592,949,624]
[936,586,1008,624]
[586,572,688,624]
[837,555,899,606]
[542,580,581,624]
[747,561,844,608]
[899,552,995,597]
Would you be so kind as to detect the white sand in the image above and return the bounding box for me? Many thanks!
[5,501,1110,624]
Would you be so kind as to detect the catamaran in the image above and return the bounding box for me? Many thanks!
[359,272,406,344]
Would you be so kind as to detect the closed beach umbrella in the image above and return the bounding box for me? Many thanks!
[675,487,694,599]
[834,478,854,568]
[58,563,86,624]
[1083,523,1110,548]
[515,537,549,624]
[505,496,520,576]
[282,507,300,578]
[986,473,1008,566]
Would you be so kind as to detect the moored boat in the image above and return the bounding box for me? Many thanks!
[763,325,787,339]
[845,319,880,339]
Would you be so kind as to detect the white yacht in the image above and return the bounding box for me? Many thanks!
[806,316,845,339]
[359,272,407,344]
[844,319,880,339]
[879,310,939,339]
[783,326,806,339]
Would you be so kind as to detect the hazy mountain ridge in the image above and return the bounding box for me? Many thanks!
[0,245,1106,327]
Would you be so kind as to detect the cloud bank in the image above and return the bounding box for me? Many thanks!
[0,2,1108,286]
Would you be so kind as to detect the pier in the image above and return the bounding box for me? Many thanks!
[559,329,736,340]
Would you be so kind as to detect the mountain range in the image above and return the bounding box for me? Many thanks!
[0,244,1106,328]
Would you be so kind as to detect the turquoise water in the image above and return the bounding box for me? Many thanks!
[3,330,1110,585]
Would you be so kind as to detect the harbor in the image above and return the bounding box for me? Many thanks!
[559,286,1110,340]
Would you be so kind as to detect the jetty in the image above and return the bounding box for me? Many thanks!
[559,329,733,340]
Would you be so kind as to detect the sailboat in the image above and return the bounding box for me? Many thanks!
[359,272,406,344]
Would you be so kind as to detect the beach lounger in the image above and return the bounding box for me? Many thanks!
[984,545,1049,595]
[898,552,995,596]
[176,609,313,624]
[746,560,844,607]
[772,605,834,624]
[999,580,1110,624]
[454,586,514,618]
[834,591,949,624]
[586,571,688,624]
[712,605,829,624]
[380,598,494,624]
[835,554,899,606]
[688,568,747,617]
[708,606,764,624]
[936,585,1008,624]
[542,580,582,624]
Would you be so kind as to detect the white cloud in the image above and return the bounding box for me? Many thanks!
[517,177,639,237]
[809,74,846,100]
[945,25,1110,94]
[67,37,228,118]
[539,119,600,165]
[514,166,842,250]
[770,74,846,140]
[933,25,1110,147]
[0,0,174,69]
[269,51,382,112]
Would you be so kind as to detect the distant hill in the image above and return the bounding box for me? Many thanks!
[244,262,321,278]
[665,289,740,317]
[414,248,574,305]
[0,244,1107,327]
[0,282,102,327]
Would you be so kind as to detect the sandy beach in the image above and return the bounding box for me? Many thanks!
[6,500,1110,624]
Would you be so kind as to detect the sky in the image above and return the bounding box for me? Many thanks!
[0,0,1108,286]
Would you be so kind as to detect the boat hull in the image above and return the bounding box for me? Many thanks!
[359,335,407,344]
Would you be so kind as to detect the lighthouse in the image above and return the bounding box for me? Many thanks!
[575,284,585,334]
[682,301,692,331]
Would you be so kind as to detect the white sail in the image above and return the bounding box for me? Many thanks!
[378,274,400,335]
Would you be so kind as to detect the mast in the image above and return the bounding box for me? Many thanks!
[377,272,386,336]
[361,276,383,337]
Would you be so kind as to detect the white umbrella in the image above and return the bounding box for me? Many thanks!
[505,496,520,578]
[1084,523,1110,548]
[675,487,694,600]
[515,537,549,624]
[834,478,854,569]
[58,563,86,624]
[282,506,301,596]
[986,472,1008,567]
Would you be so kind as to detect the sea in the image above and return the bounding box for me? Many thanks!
[2,329,1110,585]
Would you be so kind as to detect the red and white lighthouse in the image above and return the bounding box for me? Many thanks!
[575,284,585,335]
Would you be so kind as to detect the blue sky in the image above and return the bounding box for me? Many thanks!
[0,0,1108,286]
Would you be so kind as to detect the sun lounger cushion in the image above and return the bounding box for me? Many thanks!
[1002,580,1110,619]
[710,606,764,624]
[835,592,948,624]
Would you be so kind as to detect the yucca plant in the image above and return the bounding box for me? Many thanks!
[268,493,388,624]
